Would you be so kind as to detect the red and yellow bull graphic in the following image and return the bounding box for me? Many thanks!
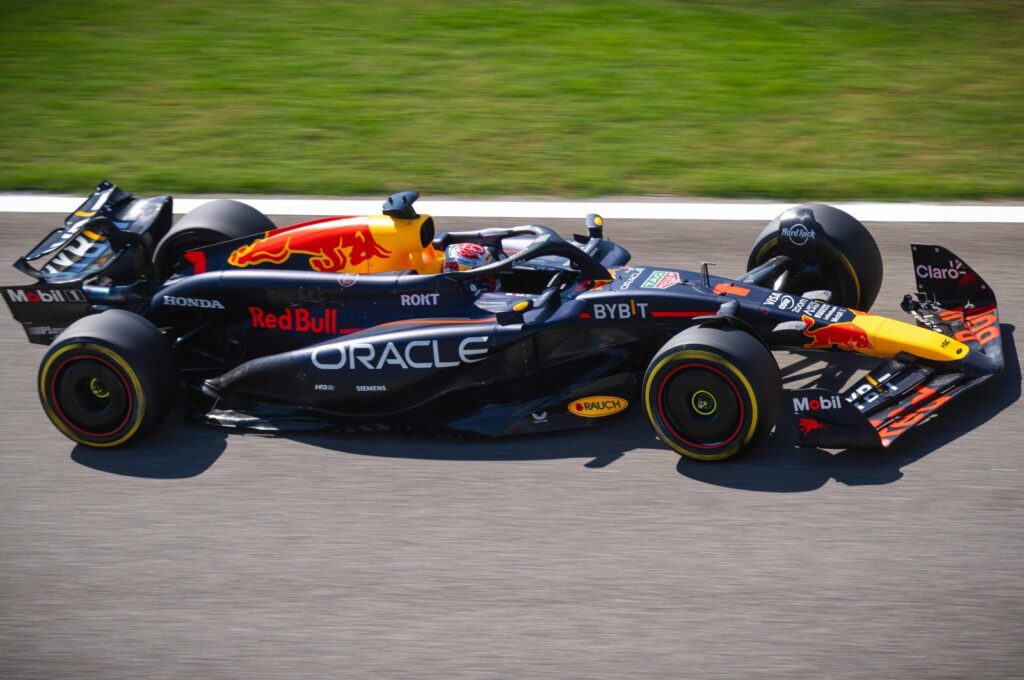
[802,314,873,351]
[227,215,444,274]
[801,311,970,363]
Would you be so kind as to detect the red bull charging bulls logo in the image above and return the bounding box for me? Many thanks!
[801,314,872,351]
[228,221,392,273]
[797,417,827,437]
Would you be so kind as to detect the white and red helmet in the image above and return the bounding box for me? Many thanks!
[442,242,494,272]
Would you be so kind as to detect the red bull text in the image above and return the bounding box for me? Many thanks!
[249,307,340,335]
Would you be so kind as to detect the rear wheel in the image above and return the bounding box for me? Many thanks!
[153,199,274,280]
[39,311,176,448]
[643,326,782,461]
[747,204,883,311]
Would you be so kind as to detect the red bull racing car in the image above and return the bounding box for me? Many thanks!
[2,181,1005,460]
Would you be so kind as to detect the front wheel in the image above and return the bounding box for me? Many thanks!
[39,311,177,448]
[643,326,782,461]
[747,204,883,311]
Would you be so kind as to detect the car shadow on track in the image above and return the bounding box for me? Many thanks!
[284,415,655,470]
[70,403,228,479]
[70,327,1019,487]
[69,401,650,479]
[276,352,875,471]
[675,325,1021,492]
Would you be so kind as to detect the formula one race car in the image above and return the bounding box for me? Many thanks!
[2,181,1004,459]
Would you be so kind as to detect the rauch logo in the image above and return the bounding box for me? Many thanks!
[568,396,628,418]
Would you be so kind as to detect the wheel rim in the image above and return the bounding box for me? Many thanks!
[658,363,744,450]
[51,354,133,437]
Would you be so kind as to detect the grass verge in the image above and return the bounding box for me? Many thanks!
[0,1,1021,199]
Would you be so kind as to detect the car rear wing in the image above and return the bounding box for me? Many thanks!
[792,245,1003,448]
[3,181,172,344]
[12,180,171,285]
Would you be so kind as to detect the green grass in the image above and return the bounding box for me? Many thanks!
[0,0,1021,199]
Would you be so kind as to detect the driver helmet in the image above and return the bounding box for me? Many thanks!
[442,242,495,272]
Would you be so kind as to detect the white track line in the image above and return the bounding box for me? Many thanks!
[1,194,1022,222]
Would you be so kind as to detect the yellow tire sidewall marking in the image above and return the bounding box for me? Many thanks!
[838,251,861,308]
[754,236,777,265]
[39,342,146,448]
[644,349,759,460]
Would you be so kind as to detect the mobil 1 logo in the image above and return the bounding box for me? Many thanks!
[5,287,87,304]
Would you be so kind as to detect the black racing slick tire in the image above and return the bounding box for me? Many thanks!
[747,204,883,311]
[39,311,177,448]
[643,326,782,461]
[153,199,275,281]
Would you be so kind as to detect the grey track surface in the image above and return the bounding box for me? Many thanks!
[1,212,1021,679]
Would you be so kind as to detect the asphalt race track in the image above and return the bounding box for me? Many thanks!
[1,212,1021,679]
